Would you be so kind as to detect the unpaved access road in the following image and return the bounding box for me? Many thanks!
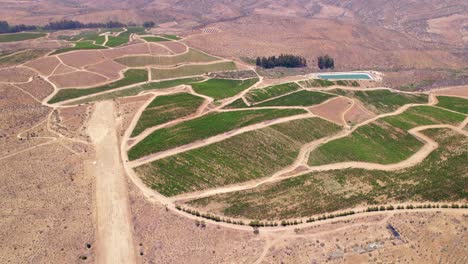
[87,101,136,264]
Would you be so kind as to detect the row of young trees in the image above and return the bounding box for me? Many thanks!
[0,20,157,34]
[256,54,307,69]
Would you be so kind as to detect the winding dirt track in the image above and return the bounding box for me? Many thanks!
[87,101,136,264]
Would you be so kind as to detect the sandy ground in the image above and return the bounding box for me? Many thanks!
[15,76,54,101]
[309,96,353,126]
[58,50,107,68]
[85,60,126,79]
[49,70,108,88]
[53,63,76,75]
[0,67,36,83]
[24,56,61,76]
[158,41,188,54]
[87,101,136,264]
[433,85,468,98]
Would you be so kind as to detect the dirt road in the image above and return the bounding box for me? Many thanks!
[87,101,136,264]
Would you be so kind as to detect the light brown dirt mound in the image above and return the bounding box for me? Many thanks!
[147,43,174,55]
[53,64,77,75]
[309,97,352,125]
[24,56,61,76]
[101,43,151,59]
[49,71,108,88]
[433,86,468,98]
[0,67,36,83]
[0,142,95,263]
[85,60,126,79]
[16,76,54,100]
[59,50,106,68]
[344,100,376,125]
[158,41,187,54]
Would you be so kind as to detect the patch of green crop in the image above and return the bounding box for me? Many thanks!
[115,49,219,67]
[162,34,181,40]
[128,108,307,160]
[187,128,467,220]
[0,32,46,42]
[106,27,145,47]
[48,69,148,103]
[136,118,341,196]
[436,96,468,114]
[131,93,205,137]
[142,36,169,42]
[65,77,204,105]
[223,98,250,109]
[255,90,335,107]
[331,89,428,114]
[151,61,237,80]
[245,82,301,104]
[308,106,465,165]
[50,41,107,55]
[191,78,258,101]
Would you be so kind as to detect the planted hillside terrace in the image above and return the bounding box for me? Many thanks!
[66,77,204,105]
[330,89,428,114]
[50,41,108,55]
[48,69,148,103]
[436,96,468,114]
[115,49,219,67]
[308,106,465,165]
[0,32,46,42]
[150,61,237,80]
[245,82,301,104]
[106,27,146,47]
[187,128,468,220]
[131,93,205,137]
[255,90,335,107]
[135,118,341,196]
[127,108,307,160]
[191,78,258,101]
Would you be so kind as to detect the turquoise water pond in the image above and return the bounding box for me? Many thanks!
[318,73,372,80]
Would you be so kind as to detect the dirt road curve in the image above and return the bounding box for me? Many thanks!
[87,101,136,264]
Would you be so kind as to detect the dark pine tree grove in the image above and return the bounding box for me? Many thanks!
[317,55,335,69]
[255,54,307,69]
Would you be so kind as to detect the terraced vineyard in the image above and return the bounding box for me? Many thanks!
[191,78,259,100]
[187,128,467,219]
[8,32,465,228]
[128,108,307,160]
[308,106,465,165]
[48,69,148,103]
[131,93,205,137]
[135,118,340,196]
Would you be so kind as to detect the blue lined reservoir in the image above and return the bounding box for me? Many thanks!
[318,73,372,80]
